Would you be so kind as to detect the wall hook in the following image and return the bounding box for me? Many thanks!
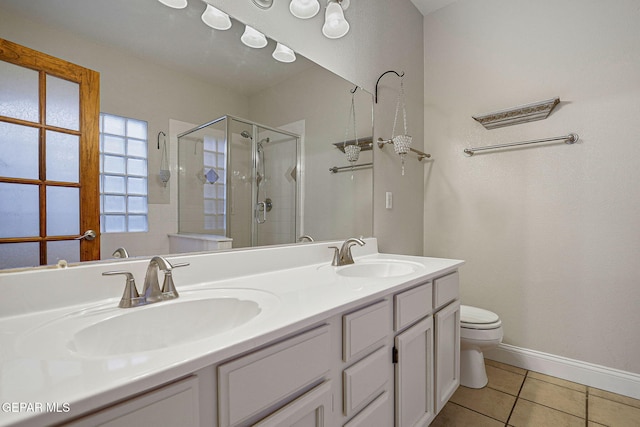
[375,70,405,103]
[157,131,166,149]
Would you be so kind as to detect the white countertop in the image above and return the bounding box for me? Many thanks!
[0,239,463,426]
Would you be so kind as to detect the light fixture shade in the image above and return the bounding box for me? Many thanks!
[322,1,349,39]
[272,43,296,63]
[289,0,320,19]
[157,0,188,9]
[241,25,268,48]
[201,4,232,30]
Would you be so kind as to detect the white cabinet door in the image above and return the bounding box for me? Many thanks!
[252,381,332,427]
[64,376,199,427]
[394,316,435,427]
[435,300,460,413]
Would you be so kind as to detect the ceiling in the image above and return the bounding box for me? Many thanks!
[0,0,315,96]
[410,0,458,16]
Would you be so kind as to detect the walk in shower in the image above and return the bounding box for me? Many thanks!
[177,115,301,249]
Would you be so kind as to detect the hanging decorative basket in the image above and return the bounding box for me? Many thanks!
[391,76,411,174]
[343,91,360,164]
[344,144,361,162]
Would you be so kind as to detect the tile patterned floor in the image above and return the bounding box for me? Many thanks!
[431,359,640,427]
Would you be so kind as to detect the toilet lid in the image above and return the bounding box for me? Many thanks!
[460,305,500,326]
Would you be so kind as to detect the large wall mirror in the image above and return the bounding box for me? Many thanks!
[0,0,373,269]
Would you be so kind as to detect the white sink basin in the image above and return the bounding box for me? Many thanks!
[336,260,422,278]
[18,288,279,357]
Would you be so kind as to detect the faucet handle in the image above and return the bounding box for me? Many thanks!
[328,246,341,267]
[161,262,190,300]
[102,271,144,308]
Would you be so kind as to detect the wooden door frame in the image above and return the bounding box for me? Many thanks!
[0,38,100,263]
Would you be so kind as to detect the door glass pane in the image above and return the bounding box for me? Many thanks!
[47,240,80,265]
[46,186,79,236]
[46,131,79,183]
[0,182,39,238]
[46,75,80,131]
[0,61,39,122]
[0,122,39,179]
[0,242,40,269]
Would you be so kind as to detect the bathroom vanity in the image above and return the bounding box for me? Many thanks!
[0,239,462,427]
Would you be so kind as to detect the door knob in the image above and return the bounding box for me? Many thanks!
[76,230,97,241]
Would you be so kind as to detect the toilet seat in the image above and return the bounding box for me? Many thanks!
[460,305,502,330]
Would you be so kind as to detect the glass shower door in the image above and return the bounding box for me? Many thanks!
[253,126,299,247]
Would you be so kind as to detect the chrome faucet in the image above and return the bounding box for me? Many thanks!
[103,256,189,308]
[329,237,366,266]
[298,234,314,243]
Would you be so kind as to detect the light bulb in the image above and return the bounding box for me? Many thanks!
[201,4,232,30]
[322,1,349,39]
[157,0,188,9]
[289,0,320,19]
[241,25,268,48]
[272,43,296,63]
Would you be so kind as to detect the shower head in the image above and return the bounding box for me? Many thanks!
[240,131,252,139]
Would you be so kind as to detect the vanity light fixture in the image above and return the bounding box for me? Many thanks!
[272,42,297,62]
[322,0,350,39]
[241,25,268,48]
[251,0,274,9]
[289,0,321,19]
[201,4,232,30]
[157,0,188,9]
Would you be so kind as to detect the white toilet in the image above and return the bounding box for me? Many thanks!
[459,305,503,388]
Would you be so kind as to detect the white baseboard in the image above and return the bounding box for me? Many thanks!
[484,343,640,400]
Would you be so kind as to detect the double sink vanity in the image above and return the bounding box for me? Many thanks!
[0,239,463,427]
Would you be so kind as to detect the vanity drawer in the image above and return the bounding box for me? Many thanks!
[343,300,390,362]
[394,282,433,331]
[433,271,459,309]
[343,346,389,417]
[343,391,391,427]
[218,325,330,427]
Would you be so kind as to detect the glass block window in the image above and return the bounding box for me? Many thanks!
[203,135,226,234]
[99,113,148,233]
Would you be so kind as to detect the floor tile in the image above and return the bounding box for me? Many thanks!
[528,370,587,392]
[589,395,640,427]
[450,385,516,423]
[431,402,504,427]
[588,422,608,427]
[485,358,527,376]
[589,387,640,410]
[486,364,526,396]
[508,398,585,427]
[519,377,586,418]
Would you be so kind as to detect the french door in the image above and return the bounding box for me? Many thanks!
[0,38,100,269]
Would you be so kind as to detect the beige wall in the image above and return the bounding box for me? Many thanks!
[423,0,640,373]
[214,0,425,255]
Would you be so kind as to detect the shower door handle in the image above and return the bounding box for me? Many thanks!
[256,202,267,224]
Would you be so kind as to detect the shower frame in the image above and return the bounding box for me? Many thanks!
[177,114,302,247]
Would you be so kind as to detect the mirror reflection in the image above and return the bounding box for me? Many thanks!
[0,0,373,269]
